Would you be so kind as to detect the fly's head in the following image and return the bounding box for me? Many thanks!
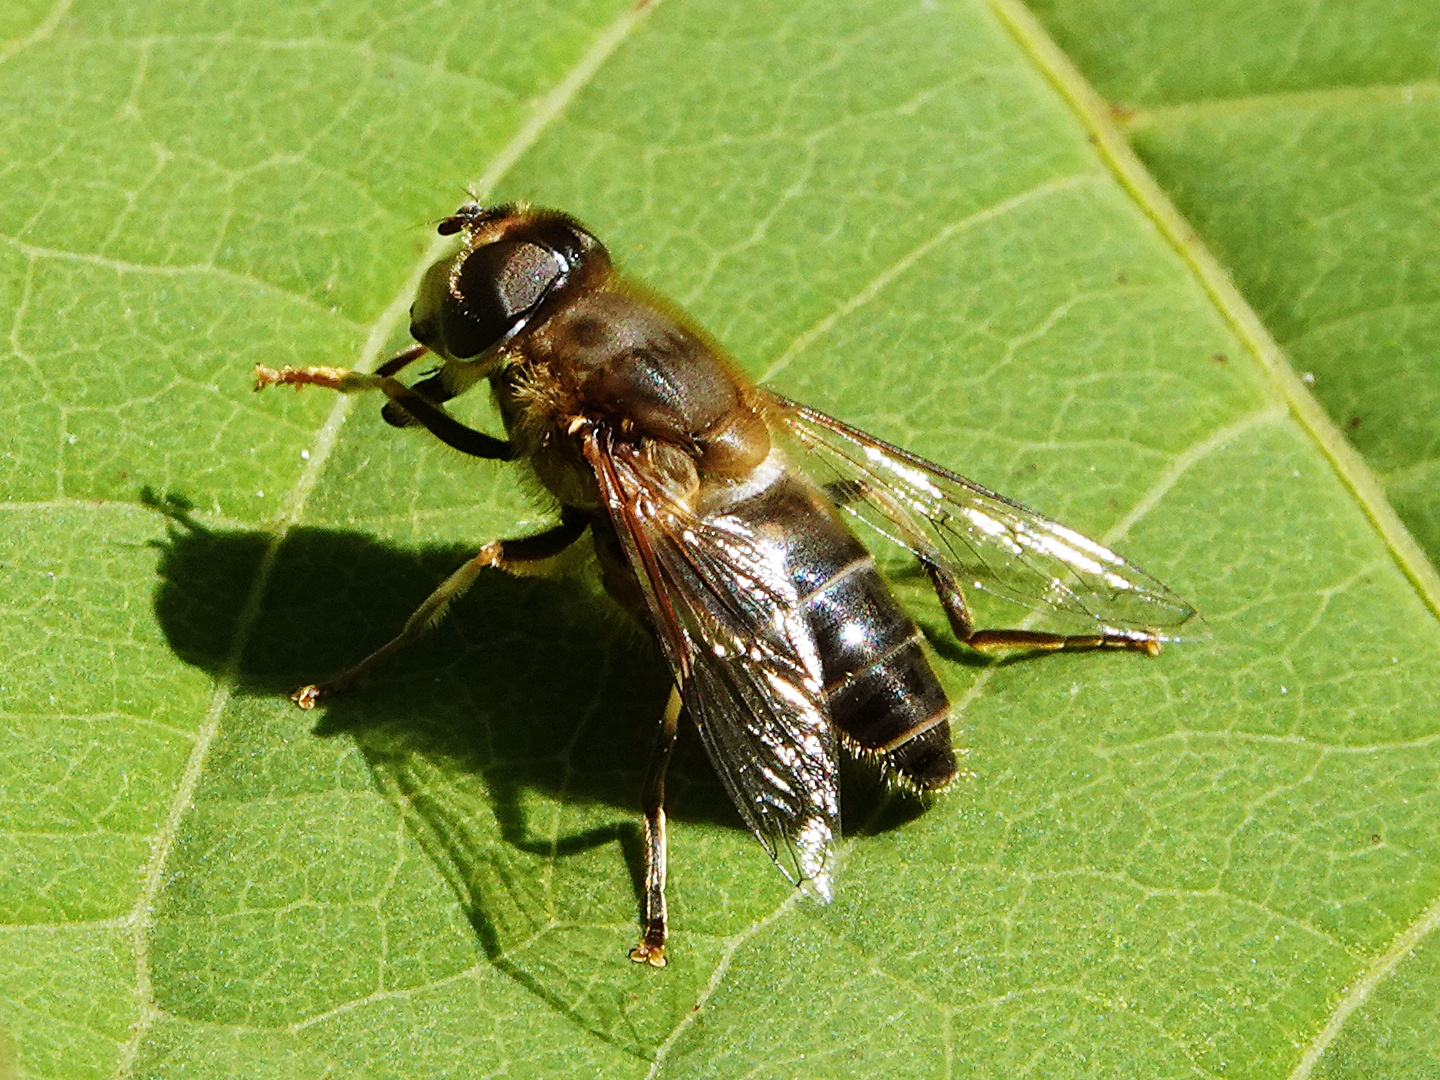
[410,203,610,365]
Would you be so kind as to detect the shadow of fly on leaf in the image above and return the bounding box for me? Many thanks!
[140,486,949,1052]
[142,488,762,1052]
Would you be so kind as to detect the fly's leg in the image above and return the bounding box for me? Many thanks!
[821,480,1162,657]
[917,559,1161,657]
[290,511,588,709]
[313,341,476,430]
[630,684,682,968]
[380,358,491,430]
[254,361,513,460]
[373,342,430,378]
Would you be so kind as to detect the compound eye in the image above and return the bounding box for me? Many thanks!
[443,240,563,358]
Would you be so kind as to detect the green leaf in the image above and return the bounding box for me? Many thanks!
[1029,0,1440,575]
[3,1,1437,1078]
[1021,4,1440,1070]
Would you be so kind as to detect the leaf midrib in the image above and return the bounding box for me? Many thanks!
[990,0,1440,1071]
[989,0,1440,618]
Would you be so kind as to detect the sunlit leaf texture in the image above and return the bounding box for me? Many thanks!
[1031,0,1440,569]
[3,0,1438,1077]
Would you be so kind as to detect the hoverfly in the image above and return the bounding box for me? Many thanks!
[254,203,1196,967]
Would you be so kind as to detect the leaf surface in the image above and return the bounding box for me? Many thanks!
[1029,0,1440,569]
[2,1,1437,1077]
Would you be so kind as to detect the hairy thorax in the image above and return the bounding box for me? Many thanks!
[495,280,772,512]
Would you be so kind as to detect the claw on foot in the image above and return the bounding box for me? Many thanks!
[629,942,667,968]
[291,684,325,710]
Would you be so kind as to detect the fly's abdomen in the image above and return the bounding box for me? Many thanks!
[806,563,956,789]
[720,471,958,789]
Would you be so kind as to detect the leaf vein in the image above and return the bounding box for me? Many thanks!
[1122,80,1440,134]
[109,1,665,1071]
[1287,889,1440,1079]
[2,237,366,329]
[644,888,807,1079]
[760,172,1099,383]
[985,0,1440,627]
[0,0,73,66]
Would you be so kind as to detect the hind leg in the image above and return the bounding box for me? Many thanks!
[822,480,1162,656]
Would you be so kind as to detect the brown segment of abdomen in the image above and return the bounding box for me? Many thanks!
[728,473,958,789]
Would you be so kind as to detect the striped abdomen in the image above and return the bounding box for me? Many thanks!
[722,472,957,789]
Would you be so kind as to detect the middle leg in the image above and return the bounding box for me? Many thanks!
[291,510,589,709]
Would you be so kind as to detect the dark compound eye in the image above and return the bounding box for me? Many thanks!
[442,240,564,358]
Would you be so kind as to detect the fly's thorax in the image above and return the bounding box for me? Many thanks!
[589,514,647,624]
[695,403,770,479]
[520,430,602,513]
[527,285,757,449]
[640,441,702,504]
[485,359,596,512]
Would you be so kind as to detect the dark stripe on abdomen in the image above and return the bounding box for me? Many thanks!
[807,567,955,790]
[718,472,957,789]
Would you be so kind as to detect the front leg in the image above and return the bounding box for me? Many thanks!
[254,361,513,461]
[291,511,589,709]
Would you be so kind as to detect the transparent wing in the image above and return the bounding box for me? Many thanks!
[582,429,839,896]
[763,392,1198,641]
